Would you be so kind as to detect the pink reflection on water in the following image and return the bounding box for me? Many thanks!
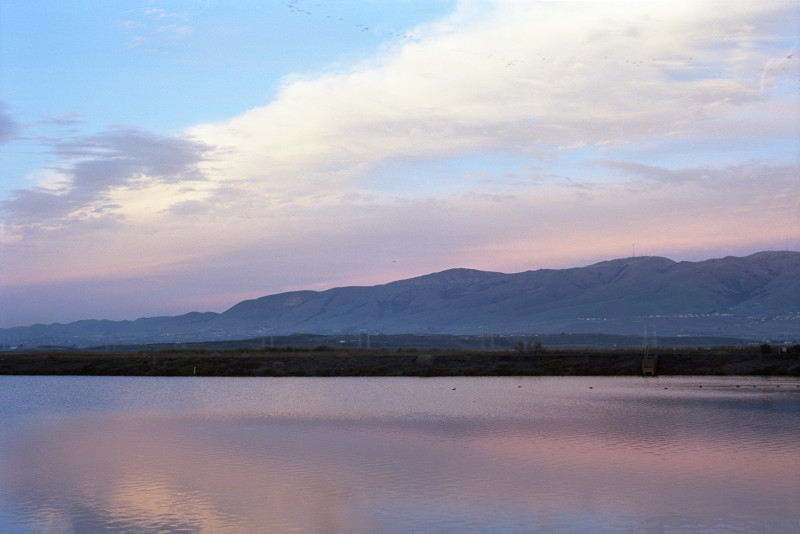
[2,377,799,532]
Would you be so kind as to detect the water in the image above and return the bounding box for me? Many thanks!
[1,376,798,532]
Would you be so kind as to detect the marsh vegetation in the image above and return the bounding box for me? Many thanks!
[1,345,797,377]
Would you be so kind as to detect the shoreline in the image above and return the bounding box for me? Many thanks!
[1,349,798,377]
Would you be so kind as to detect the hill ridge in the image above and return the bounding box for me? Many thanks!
[2,251,798,347]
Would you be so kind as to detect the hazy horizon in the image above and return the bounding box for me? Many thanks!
[2,1,798,328]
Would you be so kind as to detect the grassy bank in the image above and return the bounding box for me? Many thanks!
[1,346,798,376]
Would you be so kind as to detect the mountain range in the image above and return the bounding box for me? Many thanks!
[2,251,798,348]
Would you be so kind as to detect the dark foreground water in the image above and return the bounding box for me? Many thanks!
[1,376,798,532]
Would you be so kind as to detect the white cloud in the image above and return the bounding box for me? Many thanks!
[1,127,209,231]
[188,1,797,192]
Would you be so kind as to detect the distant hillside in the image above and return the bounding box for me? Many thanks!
[2,251,798,348]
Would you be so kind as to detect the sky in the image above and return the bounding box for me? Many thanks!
[1,0,799,328]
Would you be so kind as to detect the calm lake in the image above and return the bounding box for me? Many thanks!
[1,376,798,532]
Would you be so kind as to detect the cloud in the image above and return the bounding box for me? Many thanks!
[25,113,84,129]
[600,160,800,192]
[0,102,20,145]
[1,0,798,323]
[124,6,193,49]
[1,127,210,230]
[188,1,797,191]
[10,2,800,231]
[156,25,192,38]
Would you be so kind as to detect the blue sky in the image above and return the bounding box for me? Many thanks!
[1,0,799,327]
[1,1,456,186]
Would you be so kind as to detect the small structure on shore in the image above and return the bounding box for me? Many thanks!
[642,352,658,376]
[641,326,658,376]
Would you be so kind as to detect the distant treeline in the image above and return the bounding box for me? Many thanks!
[4,332,786,354]
[1,345,798,377]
